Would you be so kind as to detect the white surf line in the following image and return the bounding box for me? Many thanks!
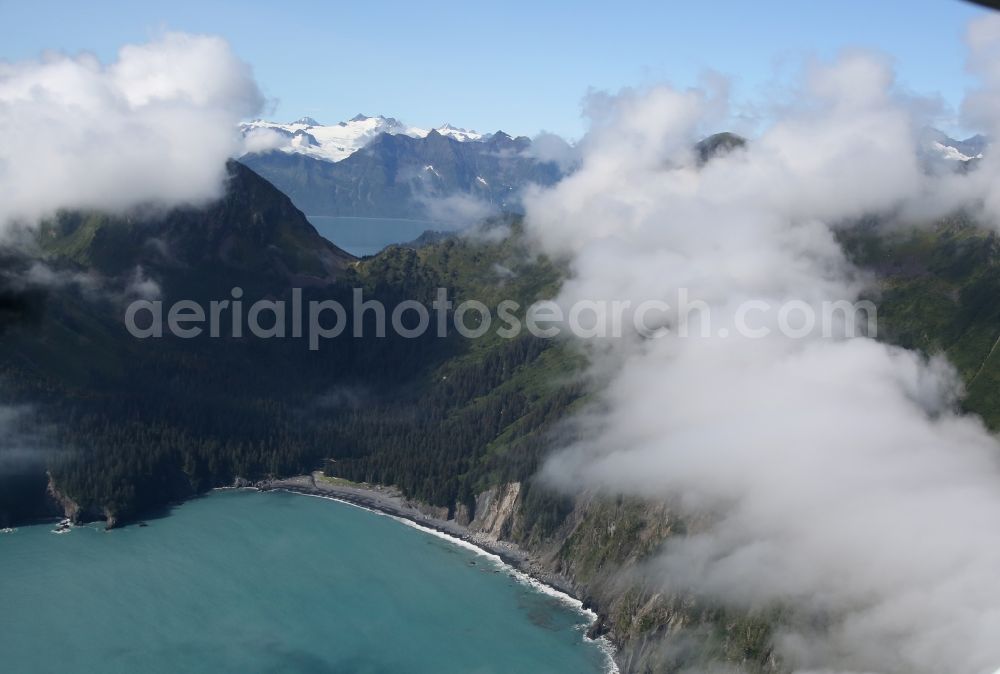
[269,487,620,674]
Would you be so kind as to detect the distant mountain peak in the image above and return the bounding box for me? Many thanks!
[918,126,989,162]
[241,114,491,163]
[434,123,483,142]
[242,127,562,220]
[695,132,747,164]
[39,160,355,284]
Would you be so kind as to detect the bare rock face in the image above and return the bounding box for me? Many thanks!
[469,482,521,541]
[46,472,115,527]
[103,507,118,531]
[46,472,82,523]
[452,502,473,527]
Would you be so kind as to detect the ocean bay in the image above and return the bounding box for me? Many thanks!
[0,489,608,674]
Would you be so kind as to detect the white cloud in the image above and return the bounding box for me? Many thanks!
[417,192,497,229]
[124,265,161,301]
[241,126,288,154]
[0,32,263,231]
[0,404,57,476]
[526,132,580,172]
[526,23,1000,674]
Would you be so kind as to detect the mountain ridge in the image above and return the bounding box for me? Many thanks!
[241,129,560,218]
[241,114,491,163]
[38,161,355,292]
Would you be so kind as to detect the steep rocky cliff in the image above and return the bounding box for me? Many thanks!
[456,482,780,673]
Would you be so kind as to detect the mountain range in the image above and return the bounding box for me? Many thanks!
[240,114,486,163]
[920,127,989,161]
[241,115,989,222]
[241,117,563,219]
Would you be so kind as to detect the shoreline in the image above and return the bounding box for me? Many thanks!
[243,473,619,673]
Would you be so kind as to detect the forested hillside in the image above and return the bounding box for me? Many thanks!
[0,161,582,529]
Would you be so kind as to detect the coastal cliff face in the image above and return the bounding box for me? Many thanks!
[46,474,118,529]
[45,473,82,523]
[458,482,779,674]
[468,482,522,541]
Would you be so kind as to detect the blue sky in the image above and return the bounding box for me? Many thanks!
[0,0,990,138]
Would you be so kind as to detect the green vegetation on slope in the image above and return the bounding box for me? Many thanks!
[841,214,1000,426]
[2,185,587,528]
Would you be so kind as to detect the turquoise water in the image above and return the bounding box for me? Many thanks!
[307,216,441,257]
[0,490,609,674]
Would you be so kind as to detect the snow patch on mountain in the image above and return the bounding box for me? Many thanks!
[240,114,485,162]
[436,123,484,142]
[919,127,989,163]
[933,141,982,162]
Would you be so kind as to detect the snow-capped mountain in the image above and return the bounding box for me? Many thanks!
[919,127,989,163]
[433,123,485,143]
[241,127,561,219]
[240,114,485,163]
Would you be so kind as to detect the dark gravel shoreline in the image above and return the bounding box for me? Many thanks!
[251,474,620,671]
[254,473,579,596]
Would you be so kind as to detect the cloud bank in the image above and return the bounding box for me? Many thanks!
[0,32,263,231]
[527,15,1000,674]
